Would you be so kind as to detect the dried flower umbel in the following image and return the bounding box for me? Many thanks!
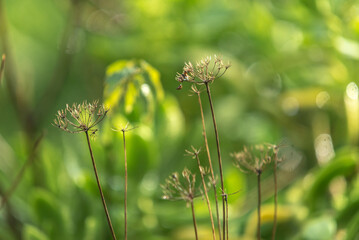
[53,100,116,240]
[52,100,108,135]
[231,145,271,240]
[161,168,200,240]
[175,55,231,88]
[176,55,231,240]
[232,145,271,175]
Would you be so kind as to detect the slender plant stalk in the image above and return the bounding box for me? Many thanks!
[272,159,278,240]
[205,82,226,240]
[0,54,5,84]
[121,130,128,240]
[196,90,222,239]
[225,194,229,240]
[0,186,22,239]
[194,154,216,240]
[190,201,199,240]
[0,132,44,209]
[257,173,261,240]
[85,131,117,240]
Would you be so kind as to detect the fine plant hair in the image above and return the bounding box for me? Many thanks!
[0,54,5,84]
[52,100,117,240]
[191,85,222,239]
[112,123,137,240]
[231,145,271,240]
[176,55,230,240]
[0,131,44,209]
[185,146,216,240]
[161,168,200,240]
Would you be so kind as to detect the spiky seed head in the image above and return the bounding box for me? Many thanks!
[52,100,108,134]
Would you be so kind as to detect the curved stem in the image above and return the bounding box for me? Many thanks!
[190,201,199,240]
[272,160,278,240]
[195,155,216,240]
[197,91,222,239]
[85,131,117,240]
[122,130,128,240]
[257,173,261,240]
[0,132,44,209]
[205,82,226,240]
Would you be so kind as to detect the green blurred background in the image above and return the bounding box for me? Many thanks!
[0,0,359,239]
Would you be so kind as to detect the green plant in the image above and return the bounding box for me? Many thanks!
[52,100,117,240]
[0,131,44,210]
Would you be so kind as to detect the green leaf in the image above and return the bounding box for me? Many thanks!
[30,188,65,238]
[337,196,359,226]
[346,211,359,240]
[305,148,358,210]
[104,59,164,123]
[140,60,164,101]
[23,224,49,240]
[301,216,336,240]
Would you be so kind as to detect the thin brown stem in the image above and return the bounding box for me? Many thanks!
[225,194,229,240]
[257,173,261,240]
[195,154,216,240]
[0,54,5,84]
[196,91,222,239]
[122,130,128,240]
[190,200,199,240]
[272,160,278,240]
[0,132,45,209]
[205,82,226,240]
[85,131,117,240]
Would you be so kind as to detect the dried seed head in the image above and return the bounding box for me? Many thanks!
[184,146,201,159]
[231,144,271,175]
[161,167,199,203]
[175,55,231,89]
[52,100,108,134]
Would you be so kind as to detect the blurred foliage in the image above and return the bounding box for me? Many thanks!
[0,0,359,239]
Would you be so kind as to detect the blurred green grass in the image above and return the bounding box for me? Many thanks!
[0,0,359,239]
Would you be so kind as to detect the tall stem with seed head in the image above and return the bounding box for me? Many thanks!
[194,153,216,240]
[85,131,117,240]
[232,145,271,240]
[205,82,226,240]
[272,155,278,240]
[257,172,262,240]
[121,129,128,240]
[195,89,222,239]
[191,200,199,240]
